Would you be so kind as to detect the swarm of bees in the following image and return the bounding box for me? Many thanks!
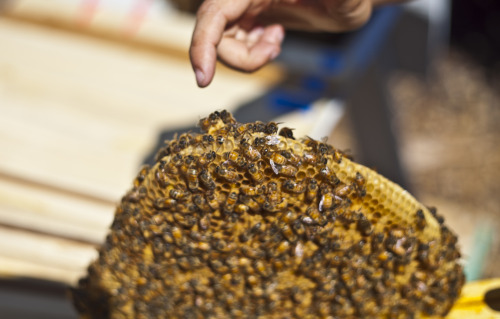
[72,110,464,318]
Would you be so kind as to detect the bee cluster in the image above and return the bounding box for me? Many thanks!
[72,111,464,319]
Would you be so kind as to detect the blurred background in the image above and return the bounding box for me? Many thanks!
[0,0,499,317]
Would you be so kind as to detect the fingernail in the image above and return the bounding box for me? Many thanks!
[272,28,284,43]
[195,69,205,87]
[270,50,280,60]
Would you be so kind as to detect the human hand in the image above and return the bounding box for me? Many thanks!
[190,0,398,87]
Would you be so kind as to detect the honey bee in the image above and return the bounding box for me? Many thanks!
[266,182,280,203]
[278,127,295,139]
[248,163,264,182]
[240,185,263,196]
[234,204,250,214]
[303,152,317,165]
[193,194,210,212]
[334,183,352,198]
[306,179,319,201]
[306,207,327,226]
[225,151,240,163]
[318,193,333,211]
[197,151,216,167]
[239,194,261,212]
[155,170,169,188]
[265,122,279,135]
[319,166,340,185]
[283,179,306,193]
[219,109,235,124]
[242,142,261,161]
[133,165,149,187]
[178,134,192,150]
[199,169,216,190]
[271,152,287,165]
[287,152,301,166]
[354,172,366,197]
[185,168,199,190]
[278,165,297,177]
[170,187,190,201]
[216,135,225,146]
[203,134,215,145]
[247,121,266,133]
[262,198,288,213]
[235,123,250,137]
[198,111,221,131]
[215,165,239,183]
[223,191,239,214]
[153,197,176,210]
[205,191,221,210]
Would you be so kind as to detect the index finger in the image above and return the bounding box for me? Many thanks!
[189,0,252,87]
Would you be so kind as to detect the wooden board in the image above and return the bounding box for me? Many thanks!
[0,13,281,284]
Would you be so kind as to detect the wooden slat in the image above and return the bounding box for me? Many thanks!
[0,16,277,201]
[0,174,113,244]
[0,226,97,285]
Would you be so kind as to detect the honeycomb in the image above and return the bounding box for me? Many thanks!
[72,110,464,318]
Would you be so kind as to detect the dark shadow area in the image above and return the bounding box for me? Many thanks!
[0,278,78,319]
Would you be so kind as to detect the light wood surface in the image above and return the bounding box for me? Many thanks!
[0,6,282,285]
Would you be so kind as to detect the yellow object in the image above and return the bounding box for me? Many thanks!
[446,278,500,319]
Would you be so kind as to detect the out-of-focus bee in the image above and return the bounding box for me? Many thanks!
[223,191,239,214]
[334,183,352,198]
[319,166,339,185]
[248,163,264,183]
[278,127,295,139]
[155,170,169,188]
[266,182,280,203]
[263,198,288,212]
[235,123,249,137]
[354,172,366,197]
[185,168,199,191]
[303,152,317,165]
[198,214,210,230]
[271,152,287,165]
[216,135,225,146]
[203,134,215,146]
[170,187,190,201]
[240,185,263,196]
[247,121,266,133]
[260,148,271,159]
[234,203,250,214]
[225,151,240,163]
[133,165,149,188]
[215,165,239,183]
[179,155,196,175]
[197,151,216,168]
[199,169,216,190]
[219,109,235,124]
[306,207,327,226]
[306,178,319,201]
[193,194,211,212]
[278,164,297,177]
[253,137,266,148]
[283,179,306,194]
[287,152,301,167]
[265,122,279,135]
[318,193,333,211]
[241,142,261,161]
[153,197,176,210]
[239,194,261,212]
[198,111,220,132]
[178,134,192,150]
[205,191,221,210]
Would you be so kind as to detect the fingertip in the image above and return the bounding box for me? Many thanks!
[195,68,207,88]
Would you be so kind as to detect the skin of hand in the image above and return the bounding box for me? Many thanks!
[189,0,404,88]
